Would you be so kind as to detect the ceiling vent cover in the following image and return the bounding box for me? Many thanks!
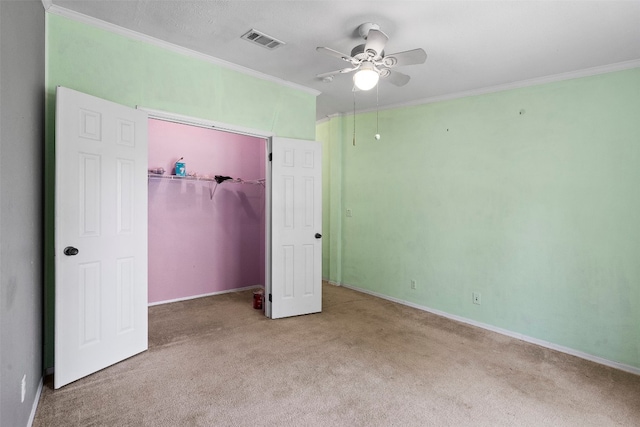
[241,29,285,50]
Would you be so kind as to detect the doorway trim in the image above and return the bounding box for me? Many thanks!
[139,108,275,140]
[138,107,274,317]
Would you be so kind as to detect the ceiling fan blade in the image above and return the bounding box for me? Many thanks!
[382,69,411,87]
[364,29,388,59]
[316,67,358,79]
[383,48,427,67]
[316,46,354,63]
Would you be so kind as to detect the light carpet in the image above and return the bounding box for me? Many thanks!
[33,283,640,426]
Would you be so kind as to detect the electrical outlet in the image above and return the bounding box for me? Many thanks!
[346,209,353,217]
[21,374,26,403]
[473,292,481,305]
[410,280,417,290]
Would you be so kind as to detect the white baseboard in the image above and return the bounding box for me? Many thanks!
[340,282,640,376]
[148,285,262,307]
[27,377,43,427]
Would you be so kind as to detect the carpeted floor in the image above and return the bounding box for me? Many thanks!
[34,283,640,426]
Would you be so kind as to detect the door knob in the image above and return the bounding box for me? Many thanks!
[315,233,322,239]
[63,246,79,256]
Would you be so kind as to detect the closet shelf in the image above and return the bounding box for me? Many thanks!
[218,178,265,187]
[147,174,265,187]
[148,174,215,183]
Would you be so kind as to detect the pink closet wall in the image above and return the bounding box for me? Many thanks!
[148,119,266,304]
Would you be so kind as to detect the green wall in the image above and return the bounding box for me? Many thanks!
[319,68,640,369]
[44,13,317,368]
[318,117,345,282]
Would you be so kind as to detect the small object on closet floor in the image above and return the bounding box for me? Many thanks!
[253,288,264,310]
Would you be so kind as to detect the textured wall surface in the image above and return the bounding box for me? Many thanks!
[318,68,640,369]
[0,1,44,426]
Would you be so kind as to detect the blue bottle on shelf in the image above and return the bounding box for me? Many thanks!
[174,157,186,177]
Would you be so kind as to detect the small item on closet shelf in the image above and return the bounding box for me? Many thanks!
[148,167,165,175]
[253,288,264,310]
[174,157,186,177]
[214,175,233,184]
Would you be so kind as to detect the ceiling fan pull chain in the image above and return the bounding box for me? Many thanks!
[375,84,381,140]
[353,90,357,146]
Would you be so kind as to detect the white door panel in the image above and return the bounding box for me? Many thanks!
[55,87,148,388]
[270,137,322,319]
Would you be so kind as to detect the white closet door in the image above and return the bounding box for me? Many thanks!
[270,137,322,318]
[54,87,148,388]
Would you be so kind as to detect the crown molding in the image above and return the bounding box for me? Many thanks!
[44,4,320,97]
[341,59,640,119]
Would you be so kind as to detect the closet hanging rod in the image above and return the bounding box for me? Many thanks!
[148,174,265,186]
[208,178,265,200]
[216,178,265,187]
[148,174,215,183]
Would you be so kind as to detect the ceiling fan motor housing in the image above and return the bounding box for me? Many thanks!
[351,44,384,61]
[358,22,381,39]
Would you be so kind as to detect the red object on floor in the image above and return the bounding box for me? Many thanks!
[253,290,263,310]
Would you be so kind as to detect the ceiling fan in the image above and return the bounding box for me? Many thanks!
[316,22,427,91]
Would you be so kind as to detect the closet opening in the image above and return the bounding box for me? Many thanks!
[146,115,270,313]
[54,89,320,388]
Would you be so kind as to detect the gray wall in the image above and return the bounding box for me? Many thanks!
[0,0,45,426]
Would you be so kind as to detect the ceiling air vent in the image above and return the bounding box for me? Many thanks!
[241,29,285,50]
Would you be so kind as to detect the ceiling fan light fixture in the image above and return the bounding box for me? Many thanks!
[353,62,379,91]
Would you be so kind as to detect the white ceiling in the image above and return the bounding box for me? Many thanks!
[48,1,640,120]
